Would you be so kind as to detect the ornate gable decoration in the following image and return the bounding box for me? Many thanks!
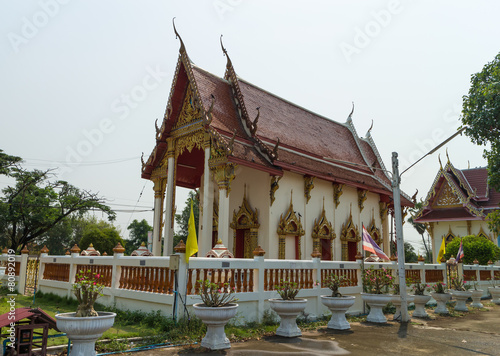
[230,190,260,230]
[312,204,335,240]
[277,192,305,236]
[434,181,461,207]
[340,212,360,242]
[173,85,203,131]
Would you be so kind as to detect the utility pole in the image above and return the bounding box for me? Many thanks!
[391,152,409,322]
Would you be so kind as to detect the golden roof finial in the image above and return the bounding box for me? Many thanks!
[446,148,450,164]
[172,17,185,52]
[347,101,355,122]
[438,154,443,170]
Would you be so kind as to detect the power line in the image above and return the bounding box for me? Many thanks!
[126,183,148,227]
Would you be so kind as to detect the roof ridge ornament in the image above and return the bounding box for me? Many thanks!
[172,17,185,53]
[438,154,443,170]
[250,107,260,136]
[366,119,373,137]
[446,147,450,164]
[220,34,233,69]
[347,101,355,122]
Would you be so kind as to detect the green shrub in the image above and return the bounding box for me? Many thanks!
[444,235,500,265]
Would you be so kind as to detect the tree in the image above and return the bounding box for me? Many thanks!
[461,52,500,191]
[0,149,21,176]
[125,219,152,255]
[173,190,199,250]
[33,215,95,255]
[444,235,500,265]
[79,220,125,255]
[488,210,500,240]
[0,168,115,252]
[390,241,418,263]
[407,200,432,262]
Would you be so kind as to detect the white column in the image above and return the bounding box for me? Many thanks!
[152,179,165,256]
[200,146,214,255]
[163,156,175,256]
[218,187,230,248]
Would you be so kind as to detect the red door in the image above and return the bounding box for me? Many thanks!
[348,241,357,261]
[235,229,246,258]
[321,239,332,260]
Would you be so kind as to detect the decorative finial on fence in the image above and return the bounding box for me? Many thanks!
[418,255,425,262]
[253,245,266,257]
[488,260,494,265]
[440,256,446,263]
[21,246,29,255]
[2,247,8,254]
[355,251,363,260]
[40,245,49,254]
[70,244,81,254]
[390,254,398,262]
[174,240,186,253]
[103,252,108,256]
[113,243,125,254]
[473,259,479,265]
[311,248,321,258]
[65,250,70,255]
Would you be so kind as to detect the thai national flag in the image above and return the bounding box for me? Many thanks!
[456,239,464,263]
[362,225,390,261]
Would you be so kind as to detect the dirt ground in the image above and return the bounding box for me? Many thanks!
[116,303,500,356]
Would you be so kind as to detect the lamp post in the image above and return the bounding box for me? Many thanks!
[391,128,465,323]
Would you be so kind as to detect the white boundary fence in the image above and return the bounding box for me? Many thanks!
[1,249,499,323]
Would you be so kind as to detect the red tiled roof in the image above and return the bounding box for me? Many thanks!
[238,79,368,169]
[462,168,489,199]
[416,208,481,222]
[142,48,414,205]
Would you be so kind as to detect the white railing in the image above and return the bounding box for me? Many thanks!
[2,250,499,323]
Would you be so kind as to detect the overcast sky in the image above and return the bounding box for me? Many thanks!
[1,1,498,254]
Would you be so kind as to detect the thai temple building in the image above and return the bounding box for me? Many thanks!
[415,157,500,258]
[141,27,412,260]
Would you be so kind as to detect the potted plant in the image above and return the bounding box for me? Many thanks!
[390,279,414,321]
[430,282,451,315]
[449,277,472,312]
[360,267,394,323]
[320,274,355,330]
[487,278,500,304]
[410,281,431,318]
[269,280,307,337]
[468,277,484,308]
[192,279,238,350]
[55,270,116,356]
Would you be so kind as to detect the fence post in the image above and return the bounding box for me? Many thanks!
[441,259,447,286]
[418,256,426,285]
[68,244,81,299]
[253,246,266,323]
[17,246,29,295]
[111,243,125,305]
[311,249,322,318]
[174,242,188,318]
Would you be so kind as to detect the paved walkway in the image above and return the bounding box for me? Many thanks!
[118,304,500,356]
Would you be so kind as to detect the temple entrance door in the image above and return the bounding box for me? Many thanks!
[347,241,357,261]
[320,239,331,260]
[234,229,247,258]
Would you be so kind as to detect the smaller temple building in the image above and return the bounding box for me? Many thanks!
[415,158,500,258]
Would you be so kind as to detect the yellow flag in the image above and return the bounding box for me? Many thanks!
[185,200,198,263]
[436,237,446,263]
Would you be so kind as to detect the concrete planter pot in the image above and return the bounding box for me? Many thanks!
[412,294,432,318]
[193,303,238,350]
[431,292,451,314]
[488,287,500,305]
[450,290,472,311]
[55,312,116,356]
[470,289,484,308]
[390,294,415,321]
[269,298,307,337]
[320,295,356,330]
[360,293,392,323]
